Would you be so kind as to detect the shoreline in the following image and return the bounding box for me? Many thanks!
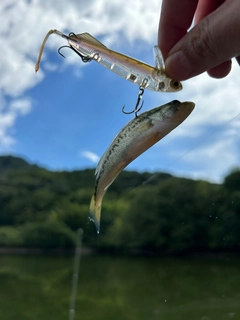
[0,247,94,255]
[0,247,240,259]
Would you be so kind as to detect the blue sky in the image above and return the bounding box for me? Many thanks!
[1,0,240,183]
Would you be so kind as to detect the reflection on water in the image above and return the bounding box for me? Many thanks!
[0,253,240,320]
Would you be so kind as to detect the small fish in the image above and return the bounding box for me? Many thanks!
[35,29,182,93]
[89,100,195,233]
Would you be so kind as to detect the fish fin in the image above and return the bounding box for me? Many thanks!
[95,166,100,176]
[89,194,102,233]
[76,33,107,48]
[103,165,126,191]
[153,45,165,70]
[103,180,114,191]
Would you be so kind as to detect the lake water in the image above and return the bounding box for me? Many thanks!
[0,253,240,320]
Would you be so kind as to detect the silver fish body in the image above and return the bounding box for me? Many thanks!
[35,30,182,93]
[89,100,195,232]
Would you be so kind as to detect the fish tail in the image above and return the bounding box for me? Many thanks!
[89,195,102,234]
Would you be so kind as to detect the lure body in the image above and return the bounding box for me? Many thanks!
[36,30,182,92]
[89,100,195,232]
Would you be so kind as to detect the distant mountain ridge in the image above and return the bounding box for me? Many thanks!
[0,155,36,171]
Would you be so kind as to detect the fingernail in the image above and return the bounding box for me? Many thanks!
[165,51,192,80]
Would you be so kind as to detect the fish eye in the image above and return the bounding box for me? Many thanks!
[170,80,181,89]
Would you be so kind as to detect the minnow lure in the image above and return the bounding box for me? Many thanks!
[35,29,182,94]
[89,100,195,233]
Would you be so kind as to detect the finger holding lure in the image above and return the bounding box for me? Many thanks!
[35,29,182,94]
[89,100,195,233]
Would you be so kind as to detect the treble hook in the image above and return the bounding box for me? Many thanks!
[122,87,145,117]
[58,45,70,58]
[58,45,92,63]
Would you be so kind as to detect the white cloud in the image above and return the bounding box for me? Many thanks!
[177,136,238,183]
[163,61,240,135]
[43,62,59,72]
[148,59,240,182]
[0,96,32,149]
[80,151,100,163]
[162,115,239,183]
[10,99,32,115]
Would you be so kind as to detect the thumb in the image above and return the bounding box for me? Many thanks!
[165,0,240,80]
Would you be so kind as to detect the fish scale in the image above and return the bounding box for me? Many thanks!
[89,100,195,233]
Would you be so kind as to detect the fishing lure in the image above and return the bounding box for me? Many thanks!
[89,100,195,233]
[35,29,182,112]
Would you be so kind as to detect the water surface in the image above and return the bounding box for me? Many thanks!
[0,253,239,320]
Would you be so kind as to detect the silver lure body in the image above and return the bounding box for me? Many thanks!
[36,30,182,92]
[67,33,182,92]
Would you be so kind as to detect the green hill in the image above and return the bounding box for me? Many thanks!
[0,155,239,254]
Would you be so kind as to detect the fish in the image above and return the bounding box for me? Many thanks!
[35,29,182,93]
[89,100,195,233]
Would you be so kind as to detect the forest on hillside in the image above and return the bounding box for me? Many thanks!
[0,155,239,254]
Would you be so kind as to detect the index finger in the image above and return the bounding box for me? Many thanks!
[158,0,199,58]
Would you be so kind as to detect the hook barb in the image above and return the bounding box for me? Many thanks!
[57,44,92,63]
[122,87,145,117]
[58,45,69,58]
[122,100,144,117]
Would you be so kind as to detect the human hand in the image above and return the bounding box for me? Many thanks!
[158,0,240,80]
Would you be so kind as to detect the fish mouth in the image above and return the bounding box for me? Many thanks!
[169,100,195,110]
[181,101,195,110]
[162,100,195,119]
